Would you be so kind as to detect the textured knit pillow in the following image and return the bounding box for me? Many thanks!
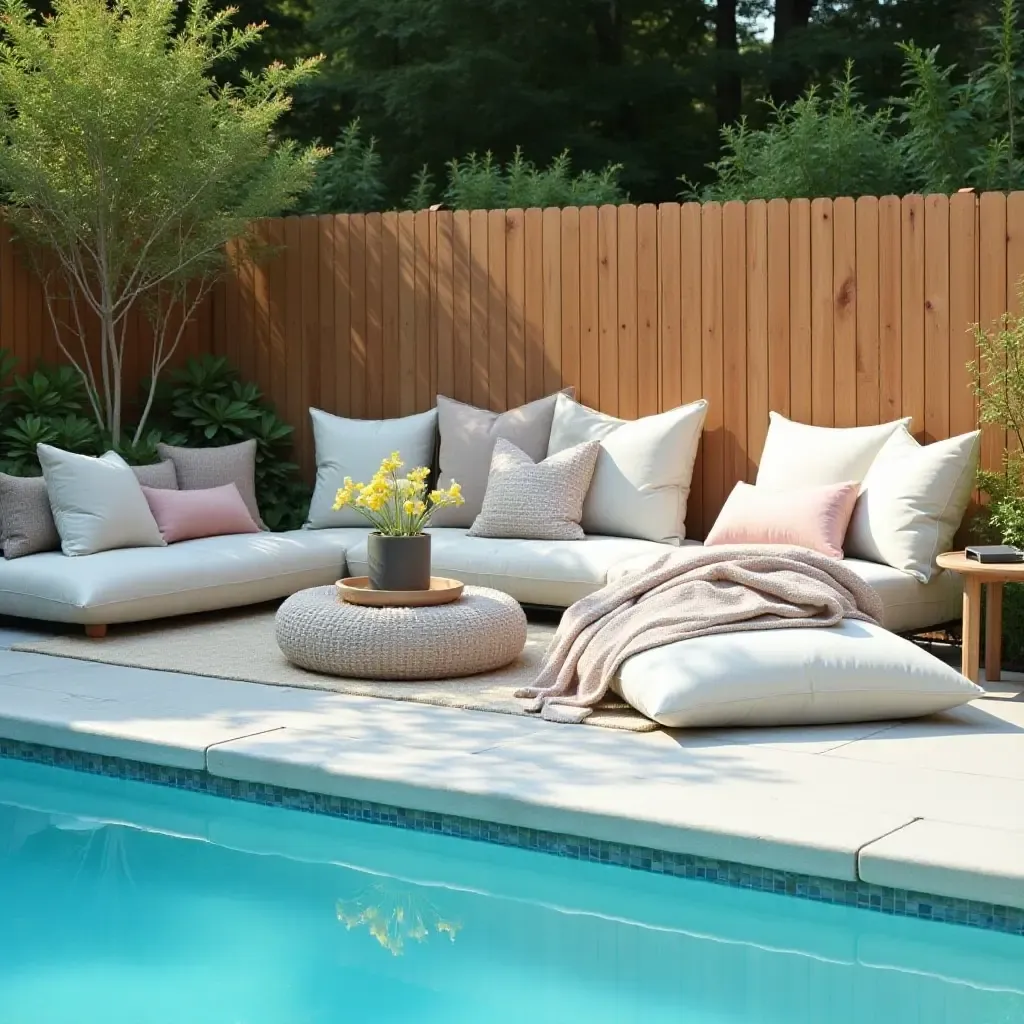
[0,474,60,559]
[844,426,981,582]
[469,438,600,541]
[38,445,165,556]
[131,460,178,489]
[157,440,264,529]
[546,394,707,543]
[705,480,860,559]
[432,391,573,529]
[756,412,912,489]
[141,483,260,543]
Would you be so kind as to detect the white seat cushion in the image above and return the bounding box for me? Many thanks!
[346,528,680,607]
[613,618,981,728]
[0,529,370,625]
[842,557,961,633]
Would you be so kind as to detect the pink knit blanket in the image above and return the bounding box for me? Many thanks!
[516,546,884,724]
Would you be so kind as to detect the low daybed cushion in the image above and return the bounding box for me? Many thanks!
[609,547,962,633]
[0,529,368,626]
[346,528,680,607]
[613,618,981,728]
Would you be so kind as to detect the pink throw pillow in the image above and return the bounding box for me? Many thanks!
[140,483,260,544]
[705,480,859,559]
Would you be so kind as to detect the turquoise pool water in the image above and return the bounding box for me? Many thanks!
[0,758,1022,1024]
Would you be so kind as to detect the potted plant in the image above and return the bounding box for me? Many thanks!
[333,452,463,591]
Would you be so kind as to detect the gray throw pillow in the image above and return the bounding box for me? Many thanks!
[157,440,264,528]
[432,391,572,529]
[305,407,438,528]
[468,438,600,541]
[131,460,179,489]
[0,474,60,559]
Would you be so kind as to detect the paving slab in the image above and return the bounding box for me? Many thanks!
[859,819,1024,911]
[207,724,916,881]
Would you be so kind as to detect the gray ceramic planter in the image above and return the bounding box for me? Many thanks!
[367,532,431,591]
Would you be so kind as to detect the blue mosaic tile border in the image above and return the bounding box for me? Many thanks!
[2,737,1022,938]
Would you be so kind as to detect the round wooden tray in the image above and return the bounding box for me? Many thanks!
[336,576,464,608]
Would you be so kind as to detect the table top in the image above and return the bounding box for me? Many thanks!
[936,550,1024,579]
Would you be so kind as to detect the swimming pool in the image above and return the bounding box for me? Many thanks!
[0,756,1022,1024]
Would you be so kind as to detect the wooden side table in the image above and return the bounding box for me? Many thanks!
[936,551,1024,683]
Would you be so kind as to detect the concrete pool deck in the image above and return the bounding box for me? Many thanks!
[0,621,1020,913]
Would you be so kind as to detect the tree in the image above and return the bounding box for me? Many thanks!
[0,0,324,446]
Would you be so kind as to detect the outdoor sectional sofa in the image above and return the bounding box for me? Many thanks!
[0,525,962,637]
[0,393,973,639]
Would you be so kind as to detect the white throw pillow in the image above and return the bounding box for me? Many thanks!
[756,412,911,489]
[613,618,981,728]
[305,407,438,528]
[546,394,708,543]
[38,445,165,556]
[844,426,980,583]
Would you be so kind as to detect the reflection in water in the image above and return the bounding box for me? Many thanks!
[337,880,461,956]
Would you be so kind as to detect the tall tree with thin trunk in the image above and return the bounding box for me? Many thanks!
[771,0,816,105]
[715,0,742,130]
[0,0,325,447]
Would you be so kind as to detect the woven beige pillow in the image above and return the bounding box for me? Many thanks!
[469,438,600,541]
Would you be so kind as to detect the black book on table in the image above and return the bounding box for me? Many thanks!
[964,545,1024,564]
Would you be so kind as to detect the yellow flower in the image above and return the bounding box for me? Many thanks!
[333,476,356,510]
[448,481,464,504]
[408,465,430,484]
[380,451,404,475]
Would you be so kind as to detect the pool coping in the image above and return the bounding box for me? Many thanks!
[2,736,1022,938]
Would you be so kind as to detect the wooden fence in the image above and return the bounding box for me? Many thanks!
[2,192,1021,537]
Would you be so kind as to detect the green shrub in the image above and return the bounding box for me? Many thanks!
[406,148,625,211]
[303,120,386,214]
[0,352,309,532]
[693,64,909,202]
[971,278,1024,665]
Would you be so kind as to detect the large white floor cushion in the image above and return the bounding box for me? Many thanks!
[346,528,678,607]
[0,529,368,625]
[613,619,981,728]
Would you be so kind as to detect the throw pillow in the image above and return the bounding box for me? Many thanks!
[433,391,572,529]
[0,474,60,559]
[756,412,911,489]
[468,438,600,541]
[546,394,707,543]
[305,407,438,528]
[157,440,264,528]
[38,445,165,556]
[844,426,981,583]
[132,460,179,489]
[705,480,859,559]
[141,483,260,543]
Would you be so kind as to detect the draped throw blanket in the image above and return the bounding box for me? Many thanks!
[516,546,884,724]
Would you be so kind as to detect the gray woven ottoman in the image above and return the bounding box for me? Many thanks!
[275,584,528,680]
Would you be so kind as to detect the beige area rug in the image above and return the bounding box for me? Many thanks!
[13,607,657,733]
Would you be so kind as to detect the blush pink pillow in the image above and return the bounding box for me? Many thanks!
[140,483,259,544]
[705,480,859,559]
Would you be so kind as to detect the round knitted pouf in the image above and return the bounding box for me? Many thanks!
[275,584,528,680]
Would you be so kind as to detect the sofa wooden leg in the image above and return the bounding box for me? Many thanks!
[84,624,107,639]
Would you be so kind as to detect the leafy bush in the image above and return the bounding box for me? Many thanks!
[303,120,386,214]
[0,352,309,532]
[971,280,1024,664]
[406,148,625,211]
[693,65,910,202]
[697,0,1024,202]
